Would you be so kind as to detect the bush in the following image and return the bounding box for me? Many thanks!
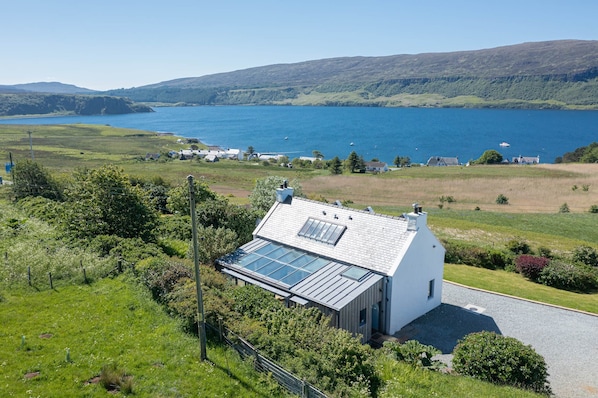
[572,245,598,267]
[539,261,598,292]
[383,340,444,370]
[453,331,551,395]
[515,255,550,281]
[506,238,532,255]
[496,194,509,205]
[589,204,598,213]
[443,240,511,270]
[559,203,570,213]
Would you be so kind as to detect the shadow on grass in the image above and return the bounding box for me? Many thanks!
[395,303,501,353]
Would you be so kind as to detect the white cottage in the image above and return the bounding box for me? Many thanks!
[218,185,445,342]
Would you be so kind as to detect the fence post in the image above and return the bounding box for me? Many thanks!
[48,272,53,289]
[28,266,31,286]
[83,268,87,284]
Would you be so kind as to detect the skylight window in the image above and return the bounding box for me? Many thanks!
[298,218,346,245]
[342,266,370,281]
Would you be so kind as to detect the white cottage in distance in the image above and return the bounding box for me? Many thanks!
[218,183,445,343]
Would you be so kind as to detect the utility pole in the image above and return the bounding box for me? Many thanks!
[188,175,207,361]
[28,131,34,160]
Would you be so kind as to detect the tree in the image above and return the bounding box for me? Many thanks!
[11,160,63,201]
[166,178,216,215]
[197,197,258,245]
[330,156,343,175]
[63,165,159,242]
[312,150,324,159]
[393,155,411,167]
[249,176,303,214]
[475,149,503,164]
[345,151,360,173]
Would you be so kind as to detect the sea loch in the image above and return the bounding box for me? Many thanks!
[2,106,597,164]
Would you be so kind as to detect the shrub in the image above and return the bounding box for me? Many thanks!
[506,238,532,255]
[453,331,551,395]
[515,255,549,281]
[590,205,598,213]
[383,340,444,370]
[443,240,511,270]
[99,363,133,394]
[559,203,570,213]
[572,245,598,267]
[496,194,509,205]
[539,261,598,292]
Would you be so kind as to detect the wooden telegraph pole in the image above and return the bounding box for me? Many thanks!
[188,175,207,361]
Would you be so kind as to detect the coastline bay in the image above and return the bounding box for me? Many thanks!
[1,106,597,164]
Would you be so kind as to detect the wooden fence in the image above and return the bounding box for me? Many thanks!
[209,323,328,398]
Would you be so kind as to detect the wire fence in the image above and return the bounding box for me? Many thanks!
[208,322,328,398]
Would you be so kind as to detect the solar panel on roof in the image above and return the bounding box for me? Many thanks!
[298,217,346,245]
[232,241,331,287]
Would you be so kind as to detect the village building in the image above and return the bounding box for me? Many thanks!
[364,161,389,173]
[217,184,445,343]
[426,156,460,166]
[512,155,540,164]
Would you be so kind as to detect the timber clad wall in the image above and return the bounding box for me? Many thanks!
[338,278,384,343]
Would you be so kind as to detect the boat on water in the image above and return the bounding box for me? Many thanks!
[499,142,510,147]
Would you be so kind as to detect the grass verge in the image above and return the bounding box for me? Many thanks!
[444,263,598,314]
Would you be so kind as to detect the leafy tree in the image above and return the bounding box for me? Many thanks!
[475,149,503,164]
[580,143,598,163]
[453,331,551,395]
[63,165,158,242]
[329,156,343,175]
[11,160,63,201]
[312,150,324,159]
[393,155,411,167]
[189,224,239,266]
[166,178,216,215]
[572,245,598,267]
[197,197,258,245]
[249,176,303,214]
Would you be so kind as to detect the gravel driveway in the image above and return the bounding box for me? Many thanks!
[395,282,598,398]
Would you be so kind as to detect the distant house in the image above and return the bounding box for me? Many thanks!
[364,161,389,173]
[426,156,460,166]
[204,154,219,162]
[217,185,445,343]
[512,155,540,165]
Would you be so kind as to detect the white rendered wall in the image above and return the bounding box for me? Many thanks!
[387,227,445,335]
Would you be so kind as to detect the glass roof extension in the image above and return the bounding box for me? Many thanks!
[234,242,331,287]
[298,217,346,245]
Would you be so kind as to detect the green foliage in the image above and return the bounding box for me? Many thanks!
[166,178,217,215]
[329,156,343,175]
[11,160,63,201]
[87,235,163,265]
[453,331,551,395]
[506,239,532,255]
[572,245,598,267]
[345,150,365,173]
[539,260,598,292]
[197,197,258,245]
[496,193,509,205]
[383,340,444,370]
[393,155,411,167]
[561,142,598,163]
[475,150,503,165]
[189,224,239,266]
[63,165,159,242]
[443,239,511,270]
[249,176,303,214]
[559,202,570,213]
[590,204,598,213]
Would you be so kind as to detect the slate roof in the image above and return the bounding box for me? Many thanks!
[253,197,416,276]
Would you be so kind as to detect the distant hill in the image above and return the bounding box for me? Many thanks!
[1,81,97,94]
[107,40,598,109]
[0,93,153,117]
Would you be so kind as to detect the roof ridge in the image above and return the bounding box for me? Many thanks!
[293,196,407,221]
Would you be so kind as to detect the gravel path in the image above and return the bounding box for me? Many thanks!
[395,282,598,398]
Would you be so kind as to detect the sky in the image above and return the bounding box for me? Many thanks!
[2,0,597,91]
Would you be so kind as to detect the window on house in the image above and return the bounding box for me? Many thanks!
[428,279,435,299]
[359,308,367,326]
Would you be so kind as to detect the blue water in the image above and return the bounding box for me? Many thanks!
[2,106,597,164]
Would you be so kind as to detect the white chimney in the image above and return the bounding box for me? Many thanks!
[275,180,294,203]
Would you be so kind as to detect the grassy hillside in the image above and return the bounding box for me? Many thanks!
[106,40,598,109]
